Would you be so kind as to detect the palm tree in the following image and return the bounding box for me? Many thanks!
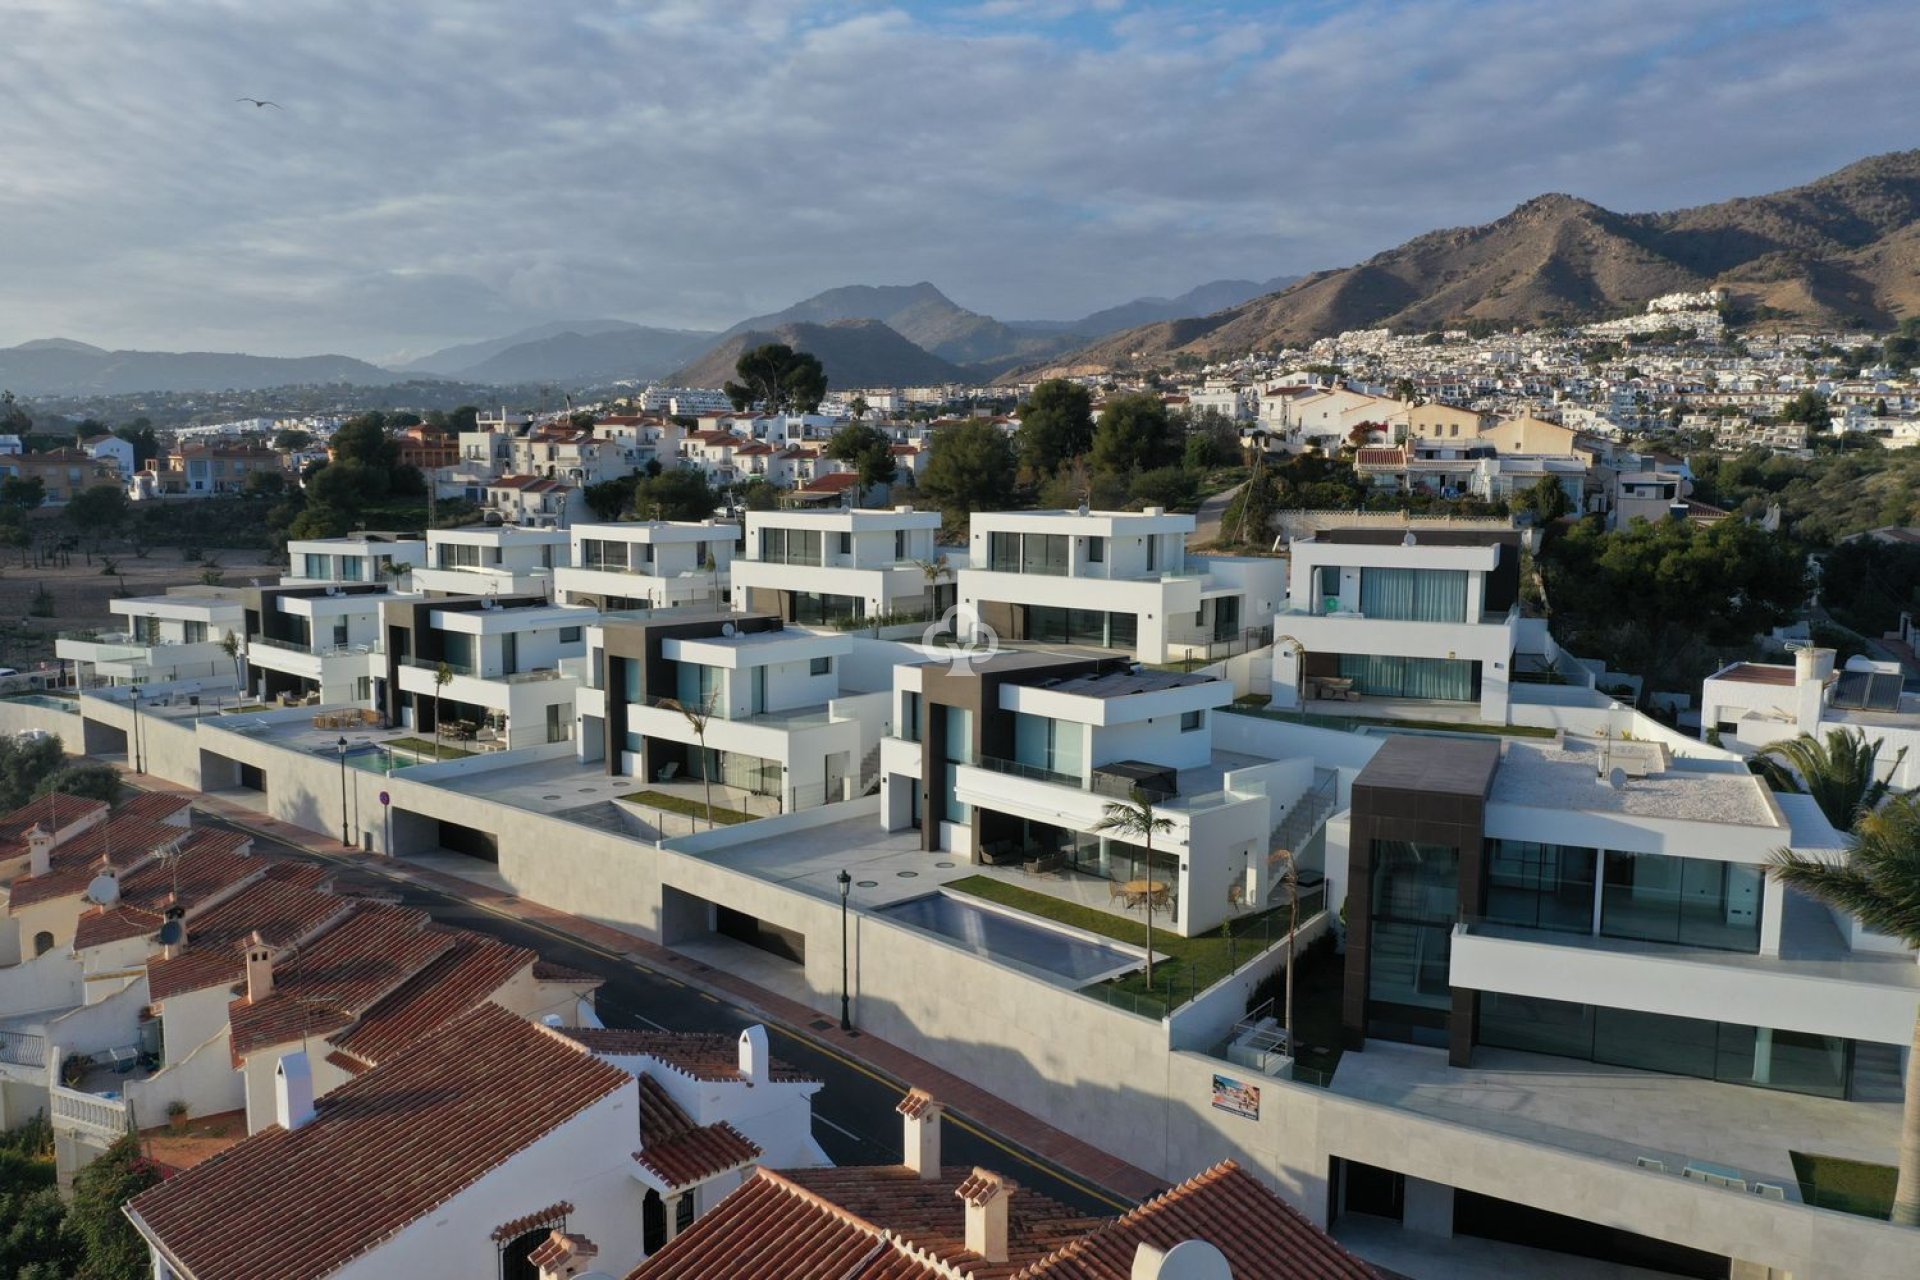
[662,693,717,828]
[432,661,454,753]
[1755,728,1905,832]
[912,556,949,621]
[1771,793,1920,1225]
[217,630,243,692]
[1093,788,1174,988]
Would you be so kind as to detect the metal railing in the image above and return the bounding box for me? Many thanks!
[1272,767,1339,855]
[0,1027,45,1067]
[398,654,476,676]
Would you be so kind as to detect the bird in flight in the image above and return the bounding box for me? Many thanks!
[236,97,281,109]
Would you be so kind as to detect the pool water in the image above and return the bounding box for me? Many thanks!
[323,744,425,773]
[5,694,79,713]
[876,891,1145,985]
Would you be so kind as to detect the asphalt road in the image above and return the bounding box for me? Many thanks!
[198,812,1130,1217]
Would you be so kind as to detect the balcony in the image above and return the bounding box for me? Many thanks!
[247,633,378,659]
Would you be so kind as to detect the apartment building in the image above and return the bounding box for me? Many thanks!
[0,449,122,504]
[56,591,247,688]
[410,525,569,598]
[732,506,945,625]
[960,509,1284,664]
[380,593,592,749]
[483,473,580,527]
[554,519,736,612]
[241,582,389,705]
[585,612,888,812]
[1273,529,1525,723]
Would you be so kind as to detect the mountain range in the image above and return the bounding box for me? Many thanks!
[0,339,417,397]
[668,319,971,390]
[1041,150,1920,372]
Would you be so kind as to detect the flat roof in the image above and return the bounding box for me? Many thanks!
[1711,662,1796,687]
[1355,733,1501,796]
[1492,739,1777,827]
[1041,668,1217,699]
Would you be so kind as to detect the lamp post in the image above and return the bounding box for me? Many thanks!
[1599,700,1623,780]
[336,736,350,848]
[837,868,853,1032]
[128,685,143,774]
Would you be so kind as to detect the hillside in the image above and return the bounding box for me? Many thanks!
[667,319,973,389]
[1033,276,1302,336]
[447,325,718,385]
[0,342,424,396]
[395,318,651,375]
[1042,150,1920,370]
[716,282,1078,371]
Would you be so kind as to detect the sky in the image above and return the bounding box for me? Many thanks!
[1,0,1915,363]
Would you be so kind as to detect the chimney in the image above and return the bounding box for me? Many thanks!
[532,1230,599,1280]
[275,1050,315,1130]
[1131,1240,1234,1280]
[737,1024,770,1086]
[956,1168,1012,1264]
[898,1088,943,1180]
[26,824,52,877]
[243,931,274,1003]
[1794,645,1835,687]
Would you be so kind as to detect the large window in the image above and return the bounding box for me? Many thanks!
[1601,851,1761,952]
[1368,840,1459,1014]
[1484,839,1596,934]
[790,591,861,625]
[900,691,921,742]
[1358,567,1467,623]
[674,661,722,711]
[940,706,972,824]
[1025,606,1137,649]
[579,538,629,571]
[1479,993,1852,1099]
[1338,654,1477,701]
[988,532,1068,576]
[438,541,484,569]
[1012,712,1083,780]
[760,527,822,566]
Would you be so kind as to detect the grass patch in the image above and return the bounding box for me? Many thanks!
[1790,1151,1896,1220]
[620,789,757,825]
[944,874,1320,1015]
[386,736,474,761]
[1225,696,1558,739]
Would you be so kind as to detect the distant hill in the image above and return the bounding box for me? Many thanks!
[1044,150,1920,370]
[1020,277,1302,337]
[715,282,1078,373]
[0,342,423,397]
[446,326,718,386]
[668,319,973,390]
[394,318,717,383]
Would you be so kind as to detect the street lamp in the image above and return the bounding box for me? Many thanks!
[837,868,853,1032]
[128,685,144,774]
[336,736,350,847]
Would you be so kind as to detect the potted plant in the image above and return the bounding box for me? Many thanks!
[166,1100,189,1132]
[60,1052,92,1088]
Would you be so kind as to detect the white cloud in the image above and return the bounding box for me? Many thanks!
[0,0,1912,358]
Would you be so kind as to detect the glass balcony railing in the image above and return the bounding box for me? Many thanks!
[972,754,1084,788]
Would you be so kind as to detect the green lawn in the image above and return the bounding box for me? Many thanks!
[385,736,474,761]
[620,789,757,825]
[944,875,1321,1015]
[1225,697,1558,739]
[1790,1150,1897,1220]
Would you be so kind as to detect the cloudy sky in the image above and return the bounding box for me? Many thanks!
[2,0,1913,362]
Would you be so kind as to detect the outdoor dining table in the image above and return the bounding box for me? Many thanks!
[1122,879,1170,909]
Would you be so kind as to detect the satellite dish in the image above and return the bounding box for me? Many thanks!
[720,621,736,637]
[157,919,185,947]
[86,874,121,906]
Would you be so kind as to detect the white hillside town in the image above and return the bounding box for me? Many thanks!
[0,452,1916,1280]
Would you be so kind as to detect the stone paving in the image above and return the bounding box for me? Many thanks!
[118,769,1168,1205]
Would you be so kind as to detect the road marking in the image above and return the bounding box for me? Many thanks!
[184,803,1134,1211]
[814,1114,866,1143]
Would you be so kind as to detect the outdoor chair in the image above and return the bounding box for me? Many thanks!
[1635,1157,1666,1174]
[655,761,680,783]
[1753,1183,1786,1201]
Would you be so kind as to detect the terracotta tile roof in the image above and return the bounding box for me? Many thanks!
[323,1048,370,1077]
[1715,662,1796,687]
[7,815,209,910]
[115,792,196,824]
[897,1088,938,1119]
[780,1166,1097,1279]
[146,864,344,1002]
[0,793,107,853]
[562,1026,819,1084]
[530,958,602,984]
[626,1168,898,1280]
[955,1168,1011,1207]
[634,1116,762,1191]
[1356,448,1406,466]
[492,1200,576,1244]
[528,1230,597,1269]
[326,929,534,1068]
[798,471,862,493]
[71,830,257,950]
[227,903,454,1060]
[128,1004,631,1280]
[1019,1161,1380,1279]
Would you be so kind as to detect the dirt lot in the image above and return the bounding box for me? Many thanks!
[0,546,279,671]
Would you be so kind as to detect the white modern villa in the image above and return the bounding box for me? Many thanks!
[731,506,946,625]
[1701,647,1920,790]
[552,519,736,612]
[959,508,1286,664]
[281,532,426,588]
[56,592,248,688]
[409,526,570,599]
[379,594,592,749]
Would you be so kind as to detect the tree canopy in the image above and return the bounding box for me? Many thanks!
[825,422,897,503]
[724,344,828,417]
[1089,394,1179,479]
[919,420,1015,528]
[1015,380,1094,475]
[66,1134,162,1280]
[633,467,720,522]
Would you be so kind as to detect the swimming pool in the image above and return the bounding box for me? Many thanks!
[318,743,426,774]
[4,694,79,714]
[875,891,1146,986]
